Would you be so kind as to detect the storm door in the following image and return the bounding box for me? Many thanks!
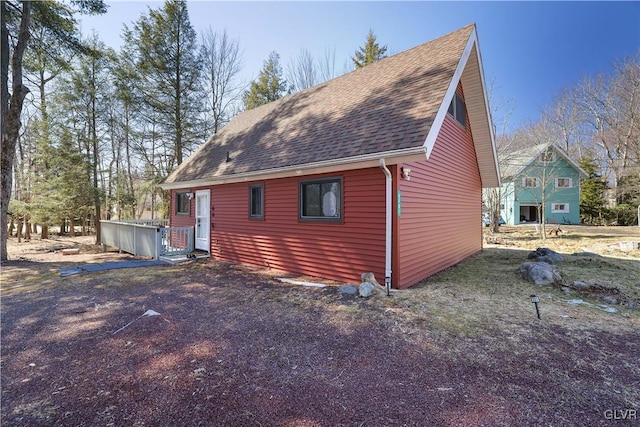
[194,190,210,251]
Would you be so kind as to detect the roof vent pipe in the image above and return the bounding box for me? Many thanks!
[226,151,231,162]
[379,158,393,296]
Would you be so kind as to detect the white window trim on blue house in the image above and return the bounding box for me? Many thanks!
[522,177,540,188]
[555,177,573,188]
[551,203,570,213]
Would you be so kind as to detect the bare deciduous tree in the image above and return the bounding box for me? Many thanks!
[318,46,338,83]
[200,27,243,135]
[574,52,640,192]
[287,48,317,93]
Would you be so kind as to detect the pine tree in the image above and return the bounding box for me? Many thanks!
[243,52,288,110]
[1,0,107,259]
[352,29,387,69]
[127,0,204,170]
[579,156,608,225]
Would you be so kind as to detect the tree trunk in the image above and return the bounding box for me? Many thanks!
[41,223,49,239]
[16,219,23,242]
[24,216,30,240]
[81,212,87,236]
[539,205,547,240]
[1,1,32,261]
[125,108,136,219]
[490,188,501,233]
[91,61,101,244]
[8,217,14,236]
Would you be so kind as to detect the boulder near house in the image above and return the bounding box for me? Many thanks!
[159,24,500,289]
[500,143,587,226]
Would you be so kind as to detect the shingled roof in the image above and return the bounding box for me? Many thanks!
[161,24,499,189]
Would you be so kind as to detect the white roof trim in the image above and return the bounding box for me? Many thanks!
[472,31,501,185]
[422,29,477,159]
[421,27,500,188]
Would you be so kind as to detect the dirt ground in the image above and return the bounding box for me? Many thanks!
[1,229,639,426]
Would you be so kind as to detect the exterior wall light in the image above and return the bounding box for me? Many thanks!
[186,192,194,200]
[401,166,411,180]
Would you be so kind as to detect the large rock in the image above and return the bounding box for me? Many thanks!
[569,280,590,290]
[361,272,381,287]
[527,247,564,264]
[339,285,358,295]
[520,261,562,286]
[359,282,376,298]
[360,272,386,294]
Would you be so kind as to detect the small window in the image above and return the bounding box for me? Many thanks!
[299,177,342,222]
[552,203,570,213]
[447,92,466,128]
[555,178,573,188]
[540,150,556,162]
[176,192,190,215]
[522,177,539,188]
[249,184,264,220]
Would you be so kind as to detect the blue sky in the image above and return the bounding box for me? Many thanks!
[80,1,640,133]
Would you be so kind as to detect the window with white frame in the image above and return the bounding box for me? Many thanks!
[299,177,342,221]
[555,177,573,188]
[522,177,539,188]
[249,184,264,220]
[551,203,570,213]
[540,150,556,162]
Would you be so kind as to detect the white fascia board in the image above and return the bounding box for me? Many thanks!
[472,30,501,186]
[421,28,500,188]
[422,29,477,159]
[158,146,426,190]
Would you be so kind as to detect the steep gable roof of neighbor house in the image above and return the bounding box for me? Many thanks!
[501,143,588,179]
[161,24,499,190]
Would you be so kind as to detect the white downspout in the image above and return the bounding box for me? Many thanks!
[379,159,392,296]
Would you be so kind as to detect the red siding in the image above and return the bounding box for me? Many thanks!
[395,112,482,288]
[205,168,387,285]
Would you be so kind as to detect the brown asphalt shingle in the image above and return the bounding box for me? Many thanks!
[164,24,475,185]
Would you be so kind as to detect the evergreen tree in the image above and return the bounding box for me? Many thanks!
[579,156,608,225]
[31,128,92,235]
[44,34,112,241]
[111,47,141,219]
[613,172,640,225]
[126,0,204,170]
[243,51,287,110]
[1,0,106,260]
[352,29,387,69]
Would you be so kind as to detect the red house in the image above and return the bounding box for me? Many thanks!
[159,24,500,289]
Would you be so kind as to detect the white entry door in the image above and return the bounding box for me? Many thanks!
[194,190,210,251]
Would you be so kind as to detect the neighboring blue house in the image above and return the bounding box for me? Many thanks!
[500,143,587,225]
